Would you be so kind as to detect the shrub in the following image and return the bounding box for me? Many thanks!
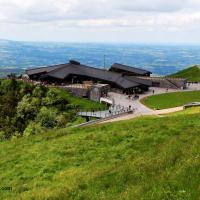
[16,94,40,121]
[56,115,69,127]
[32,85,46,98]
[36,107,58,128]
[0,131,6,141]
[42,89,67,108]
[23,122,43,136]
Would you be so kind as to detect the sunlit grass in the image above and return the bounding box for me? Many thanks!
[168,65,200,82]
[141,91,200,109]
[164,107,200,116]
[0,113,200,199]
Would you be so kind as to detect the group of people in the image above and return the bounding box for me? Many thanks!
[128,94,140,101]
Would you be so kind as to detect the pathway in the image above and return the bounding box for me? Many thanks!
[107,87,178,115]
[99,85,200,124]
[100,106,183,124]
[75,85,200,127]
[108,84,200,116]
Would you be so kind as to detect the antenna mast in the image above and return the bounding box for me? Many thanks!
[104,54,106,70]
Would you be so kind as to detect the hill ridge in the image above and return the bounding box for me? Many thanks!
[168,65,200,82]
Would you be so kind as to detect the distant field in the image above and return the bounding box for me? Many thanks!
[0,112,200,199]
[141,91,200,109]
[168,66,200,82]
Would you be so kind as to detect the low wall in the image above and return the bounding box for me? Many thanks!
[138,77,186,89]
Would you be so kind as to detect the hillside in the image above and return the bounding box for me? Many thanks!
[168,65,200,82]
[0,112,199,200]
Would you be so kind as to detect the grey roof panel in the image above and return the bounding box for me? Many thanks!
[111,63,152,75]
[48,64,121,82]
[124,76,152,86]
[26,64,66,76]
[115,76,140,89]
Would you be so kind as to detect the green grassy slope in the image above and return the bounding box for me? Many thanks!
[0,113,200,200]
[168,66,200,82]
[51,87,106,111]
[141,91,200,109]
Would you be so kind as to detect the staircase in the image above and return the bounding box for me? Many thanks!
[165,78,180,89]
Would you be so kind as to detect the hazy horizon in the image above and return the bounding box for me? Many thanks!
[1,41,200,77]
[1,38,200,46]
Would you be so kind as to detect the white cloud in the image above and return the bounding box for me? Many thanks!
[0,0,200,42]
[1,0,200,23]
[112,0,185,12]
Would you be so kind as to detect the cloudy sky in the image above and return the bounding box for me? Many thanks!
[1,0,200,43]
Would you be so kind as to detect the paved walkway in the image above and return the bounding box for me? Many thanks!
[108,87,178,115]
[101,85,200,124]
[99,106,183,124]
[109,84,200,115]
[75,84,200,127]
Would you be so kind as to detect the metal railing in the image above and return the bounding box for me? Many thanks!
[78,104,134,119]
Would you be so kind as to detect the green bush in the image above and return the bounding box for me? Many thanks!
[16,94,40,120]
[32,85,46,98]
[42,89,68,109]
[36,107,58,128]
[0,131,5,141]
[23,122,43,136]
[56,115,69,127]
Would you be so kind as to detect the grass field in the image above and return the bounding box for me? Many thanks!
[168,66,200,82]
[141,91,200,109]
[0,112,200,200]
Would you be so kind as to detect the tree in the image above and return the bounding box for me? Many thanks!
[16,94,40,125]
[42,89,68,110]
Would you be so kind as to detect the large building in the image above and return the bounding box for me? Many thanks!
[26,60,152,94]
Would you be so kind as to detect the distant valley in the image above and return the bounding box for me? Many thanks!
[1,39,200,77]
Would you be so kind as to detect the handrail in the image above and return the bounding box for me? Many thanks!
[73,109,134,128]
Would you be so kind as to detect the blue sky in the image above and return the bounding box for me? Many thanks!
[1,0,200,43]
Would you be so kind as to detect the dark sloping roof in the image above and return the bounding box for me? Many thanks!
[115,76,139,89]
[25,64,66,76]
[124,76,152,86]
[47,63,140,89]
[26,61,150,89]
[111,63,152,75]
